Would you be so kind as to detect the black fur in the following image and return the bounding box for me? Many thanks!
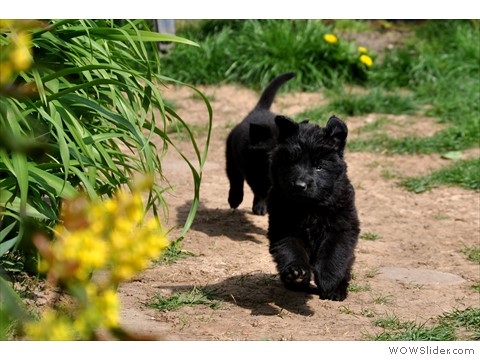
[226,72,296,215]
[267,115,360,301]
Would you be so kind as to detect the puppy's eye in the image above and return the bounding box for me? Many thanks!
[315,164,322,171]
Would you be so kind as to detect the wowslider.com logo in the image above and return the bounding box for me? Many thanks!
[389,346,475,355]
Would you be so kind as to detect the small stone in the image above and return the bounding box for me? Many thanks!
[378,267,466,285]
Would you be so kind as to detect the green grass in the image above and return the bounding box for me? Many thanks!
[460,245,480,264]
[147,286,222,311]
[360,231,381,241]
[400,158,480,193]
[333,19,371,32]
[470,279,480,293]
[155,240,195,265]
[298,89,417,123]
[365,268,380,278]
[373,294,394,305]
[348,130,479,155]
[329,89,418,116]
[348,282,372,292]
[341,21,479,192]
[369,307,480,341]
[162,20,372,91]
[0,19,213,258]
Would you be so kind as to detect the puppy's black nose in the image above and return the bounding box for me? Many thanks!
[294,180,307,191]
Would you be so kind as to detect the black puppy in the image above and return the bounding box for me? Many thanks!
[267,115,360,301]
[226,72,295,215]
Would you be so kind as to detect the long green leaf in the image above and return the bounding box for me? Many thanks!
[61,28,199,47]
[27,164,77,199]
[10,152,28,217]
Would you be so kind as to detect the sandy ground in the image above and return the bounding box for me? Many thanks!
[117,83,480,340]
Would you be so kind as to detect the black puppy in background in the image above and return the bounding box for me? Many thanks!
[226,72,295,215]
[267,115,360,301]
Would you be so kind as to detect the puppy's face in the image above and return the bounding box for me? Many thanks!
[270,116,348,204]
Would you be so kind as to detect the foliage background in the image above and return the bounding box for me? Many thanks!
[0,19,212,261]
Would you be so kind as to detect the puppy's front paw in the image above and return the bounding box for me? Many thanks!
[281,264,311,291]
[228,189,243,209]
[252,199,267,215]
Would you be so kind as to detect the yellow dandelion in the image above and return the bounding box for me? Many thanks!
[358,46,368,53]
[324,34,338,44]
[360,54,373,67]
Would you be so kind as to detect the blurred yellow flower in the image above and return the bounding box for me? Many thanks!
[358,46,368,53]
[324,34,338,44]
[39,190,168,284]
[25,310,77,341]
[360,54,373,67]
[0,62,13,85]
[10,46,32,71]
[29,186,169,340]
[0,29,33,84]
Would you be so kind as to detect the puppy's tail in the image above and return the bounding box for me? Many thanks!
[255,72,296,110]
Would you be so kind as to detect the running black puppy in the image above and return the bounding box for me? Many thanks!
[226,72,295,215]
[267,115,360,301]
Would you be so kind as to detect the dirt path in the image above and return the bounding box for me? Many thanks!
[118,84,479,340]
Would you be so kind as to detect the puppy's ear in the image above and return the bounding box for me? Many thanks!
[275,115,299,142]
[325,115,348,157]
[250,123,271,145]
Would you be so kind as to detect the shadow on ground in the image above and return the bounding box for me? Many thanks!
[176,201,266,243]
[158,272,316,316]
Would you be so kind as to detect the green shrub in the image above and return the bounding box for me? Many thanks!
[162,20,374,91]
[0,20,212,258]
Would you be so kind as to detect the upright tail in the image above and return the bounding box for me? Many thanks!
[255,72,296,110]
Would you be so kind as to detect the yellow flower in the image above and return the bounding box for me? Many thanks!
[360,54,373,67]
[358,46,368,53]
[324,34,338,44]
[25,310,76,340]
[10,32,33,71]
[92,288,120,328]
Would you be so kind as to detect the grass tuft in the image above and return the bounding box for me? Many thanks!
[147,286,222,311]
[369,307,480,341]
[459,245,480,264]
[400,158,480,193]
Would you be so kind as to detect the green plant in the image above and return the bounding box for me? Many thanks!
[374,314,403,330]
[460,245,480,264]
[155,239,196,265]
[348,282,372,292]
[2,185,169,340]
[400,158,480,193]
[147,286,222,311]
[470,279,480,293]
[373,294,394,305]
[162,20,374,91]
[0,20,212,259]
[365,268,380,278]
[360,231,381,241]
[355,21,479,157]
[361,308,376,318]
[339,305,354,315]
[369,307,479,340]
